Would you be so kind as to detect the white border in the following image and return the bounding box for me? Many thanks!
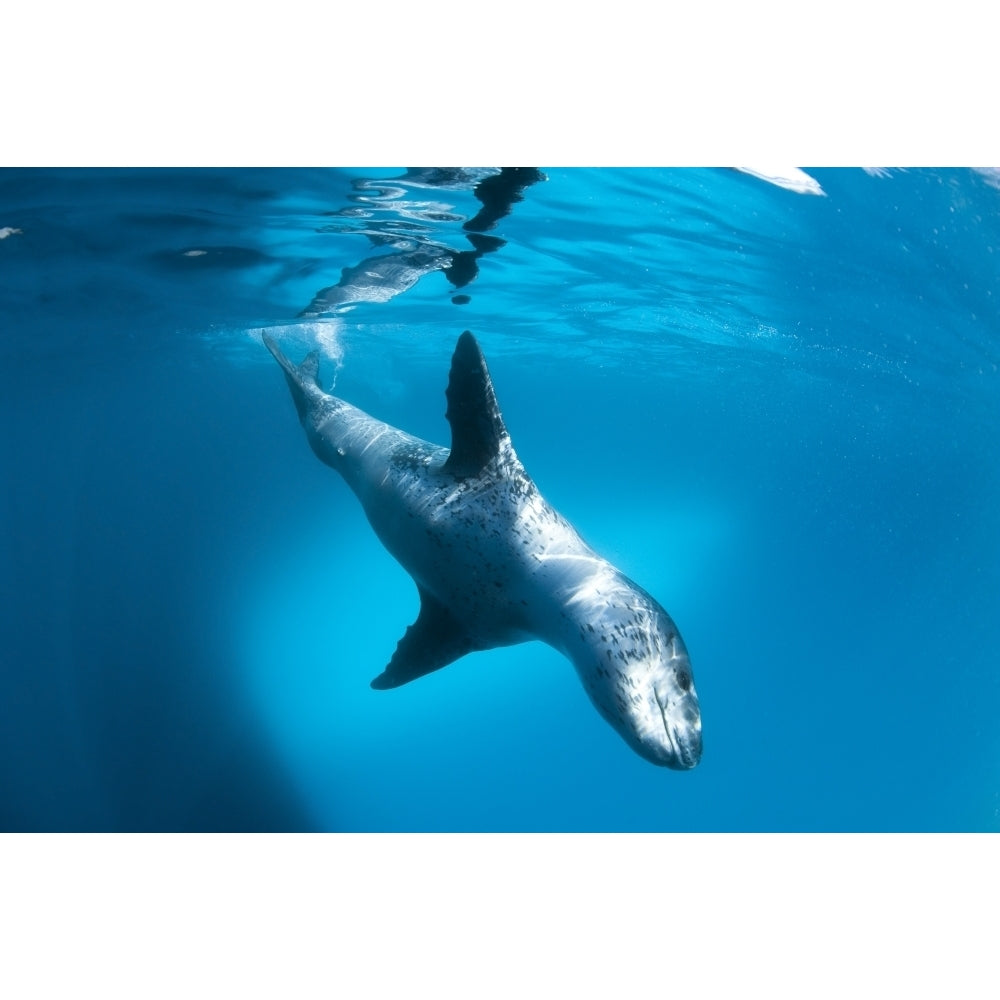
[2,835,996,995]
[4,3,997,165]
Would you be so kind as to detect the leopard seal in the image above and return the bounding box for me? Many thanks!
[264,330,702,769]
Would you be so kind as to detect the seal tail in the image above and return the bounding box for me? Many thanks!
[262,332,323,423]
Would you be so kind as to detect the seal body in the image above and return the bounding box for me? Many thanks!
[265,331,702,769]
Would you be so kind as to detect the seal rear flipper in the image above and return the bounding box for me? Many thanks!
[370,587,476,689]
[262,332,322,423]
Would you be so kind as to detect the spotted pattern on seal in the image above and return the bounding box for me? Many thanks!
[264,329,702,769]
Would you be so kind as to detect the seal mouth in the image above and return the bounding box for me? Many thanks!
[670,724,701,770]
[653,688,702,770]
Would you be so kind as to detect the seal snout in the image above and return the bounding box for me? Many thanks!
[669,717,702,770]
[663,714,701,770]
[649,685,702,770]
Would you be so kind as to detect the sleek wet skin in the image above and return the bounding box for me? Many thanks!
[264,330,702,769]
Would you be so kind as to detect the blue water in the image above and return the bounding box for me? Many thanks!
[1,167,998,832]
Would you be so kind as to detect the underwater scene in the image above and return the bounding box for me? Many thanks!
[1,166,998,832]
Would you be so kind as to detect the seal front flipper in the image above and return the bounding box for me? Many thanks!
[442,331,511,476]
[370,586,476,690]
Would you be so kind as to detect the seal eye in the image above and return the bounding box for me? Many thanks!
[676,669,691,693]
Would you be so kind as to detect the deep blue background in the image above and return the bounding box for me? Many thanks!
[1,167,998,830]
